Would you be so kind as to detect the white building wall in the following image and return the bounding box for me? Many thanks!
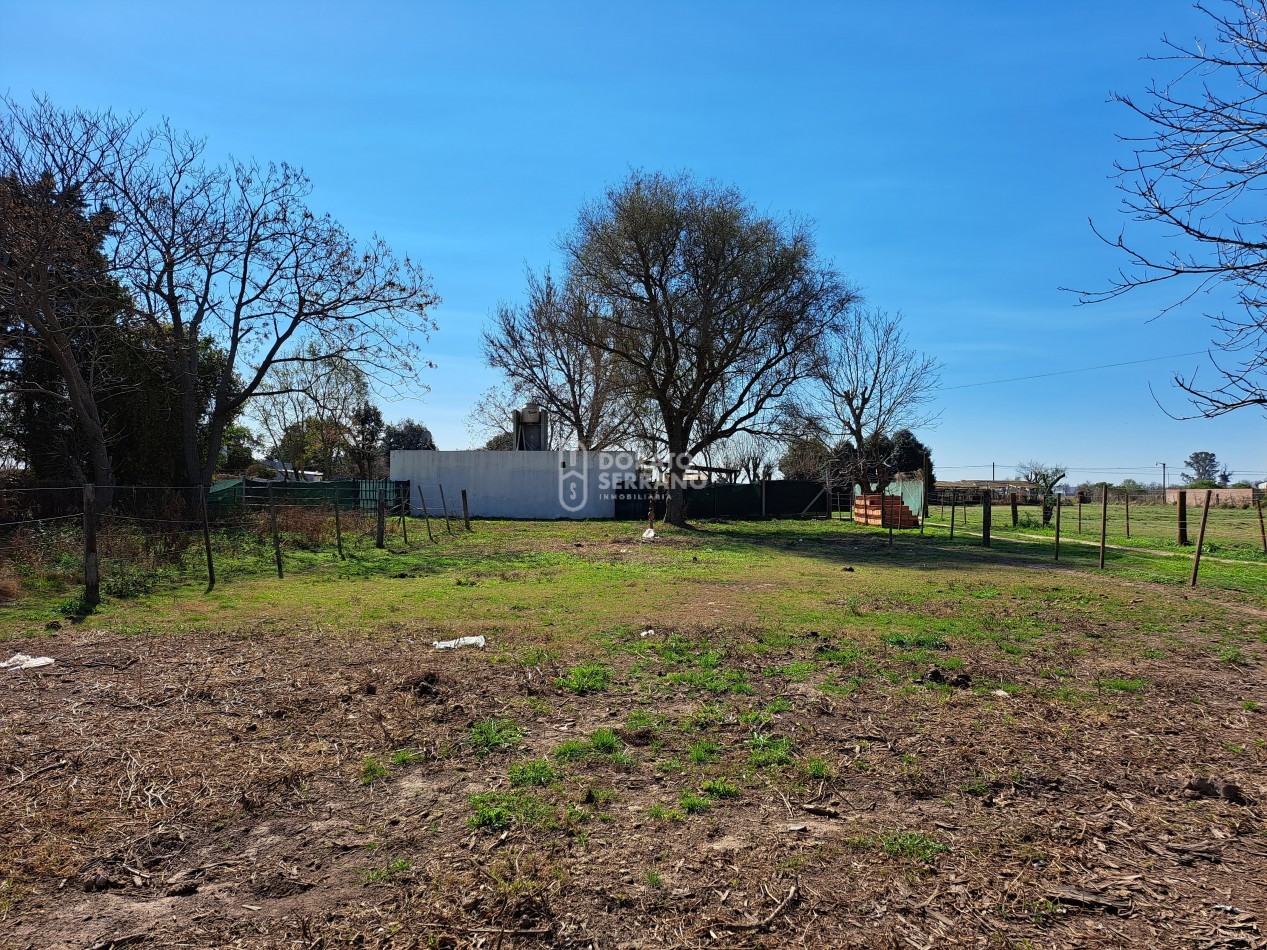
[389,450,637,519]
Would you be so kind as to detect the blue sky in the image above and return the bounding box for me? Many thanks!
[4,1,1263,484]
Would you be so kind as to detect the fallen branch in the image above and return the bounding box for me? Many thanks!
[799,803,840,819]
[8,758,69,786]
[715,884,799,931]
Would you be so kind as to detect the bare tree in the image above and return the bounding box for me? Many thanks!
[1,97,439,488]
[794,308,940,493]
[1082,0,1267,415]
[483,268,638,450]
[558,170,856,525]
[0,101,143,496]
[252,347,370,478]
[466,382,538,448]
[713,432,777,484]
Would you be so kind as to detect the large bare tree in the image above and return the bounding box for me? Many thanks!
[793,308,939,493]
[1,97,439,488]
[0,103,142,495]
[556,170,856,525]
[482,268,637,450]
[1083,0,1267,415]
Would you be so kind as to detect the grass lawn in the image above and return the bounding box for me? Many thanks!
[925,498,1267,564]
[1,516,1264,947]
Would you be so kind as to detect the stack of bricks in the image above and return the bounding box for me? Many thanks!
[852,494,920,528]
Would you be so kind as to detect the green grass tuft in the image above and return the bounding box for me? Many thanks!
[468,718,524,753]
[509,759,561,787]
[555,662,613,694]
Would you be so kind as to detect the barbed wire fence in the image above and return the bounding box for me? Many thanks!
[0,480,475,614]
[918,482,1267,585]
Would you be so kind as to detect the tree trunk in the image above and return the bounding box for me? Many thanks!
[664,432,690,527]
[28,310,115,505]
[175,348,204,487]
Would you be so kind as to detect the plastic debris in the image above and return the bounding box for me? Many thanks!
[642,528,655,539]
[640,629,655,638]
[432,635,486,650]
[1,653,55,670]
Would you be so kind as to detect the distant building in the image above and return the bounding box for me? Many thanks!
[933,480,1039,502]
[261,460,324,482]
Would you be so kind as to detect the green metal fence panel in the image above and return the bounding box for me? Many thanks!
[885,480,926,519]
[207,478,244,516]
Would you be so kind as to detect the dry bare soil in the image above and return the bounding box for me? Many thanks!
[1,519,1264,948]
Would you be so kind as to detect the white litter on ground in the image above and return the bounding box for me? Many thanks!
[640,629,655,638]
[642,528,655,539]
[432,635,486,650]
[1,653,55,671]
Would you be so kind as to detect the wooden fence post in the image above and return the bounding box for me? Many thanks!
[980,489,992,547]
[1010,492,1018,527]
[418,485,435,542]
[439,483,453,534]
[1124,490,1131,539]
[1178,490,1189,546]
[1054,493,1062,561]
[269,483,283,578]
[461,489,471,531]
[1077,495,1083,535]
[1099,483,1109,569]
[201,485,215,592]
[949,491,957,541]
[922,455,931,519]
[376,489,386,548]
[82,484,100,607]
[333,496,344,560]
[1190,490,1213,587]
[398,484,408,544]
[1257,497,1266,555]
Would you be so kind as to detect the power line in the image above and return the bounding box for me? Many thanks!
[942,351,1208,391]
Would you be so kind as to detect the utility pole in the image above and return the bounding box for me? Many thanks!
[1156,462,1167,498]
[992,462,995,481]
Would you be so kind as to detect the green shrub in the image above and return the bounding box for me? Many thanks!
[102,568,158,599]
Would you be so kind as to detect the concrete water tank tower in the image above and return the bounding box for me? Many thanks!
[512,402,550,451]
